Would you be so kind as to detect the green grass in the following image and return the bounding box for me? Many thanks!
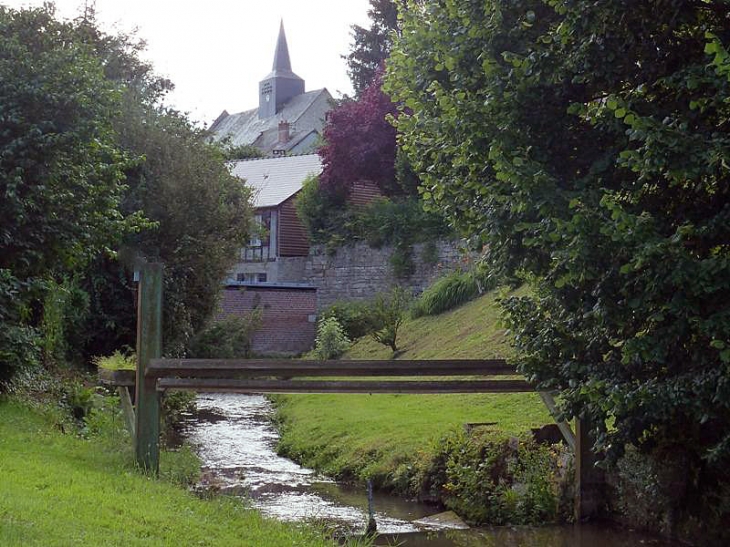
[275,286,552,488]
[0,398,355,547]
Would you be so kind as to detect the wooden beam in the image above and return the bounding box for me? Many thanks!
[117,386,136,438]
[147,358,515,378]
[134,263,163,475]
[156,378,533,394]
[99,368,135,387]
[538,391,576,452]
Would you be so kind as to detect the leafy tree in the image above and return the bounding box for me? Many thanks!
[70,15,254,357]
[319,72,402,197]
[387,0,730,481]
[345,0,401,96]
[0,5,136,385]
[365,286,411,352]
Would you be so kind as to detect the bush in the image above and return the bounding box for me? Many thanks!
[93,350,136,371]
[0,270,41,390]
[411,271,480,318]
[363,286,411,352]
[312,317,350,360]
[188,312,262,359]
[322,300,372,341]
[414,427,567,525]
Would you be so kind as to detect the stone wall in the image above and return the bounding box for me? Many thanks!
[304,240,464,310]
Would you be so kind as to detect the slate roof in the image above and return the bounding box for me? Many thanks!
[209,88,332,153]
[230,154,323,208]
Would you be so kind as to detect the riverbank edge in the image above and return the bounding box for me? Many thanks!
[271,393,575,526]
[0,390,367,547]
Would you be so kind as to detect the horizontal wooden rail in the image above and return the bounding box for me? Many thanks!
[147,359,515,378]
[156,378,533,394]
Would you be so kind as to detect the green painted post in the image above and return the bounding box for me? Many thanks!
[134,262,163,474]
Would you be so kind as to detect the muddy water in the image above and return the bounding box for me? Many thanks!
[180,393,682,547]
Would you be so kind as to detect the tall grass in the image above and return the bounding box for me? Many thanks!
[411,271,481,318]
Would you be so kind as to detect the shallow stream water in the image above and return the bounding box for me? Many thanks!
[179,393,683,547]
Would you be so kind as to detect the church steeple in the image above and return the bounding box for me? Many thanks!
[258,21,305,119]
[272,20,292,72]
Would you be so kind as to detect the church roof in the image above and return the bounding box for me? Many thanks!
[264,20,303,81]
[209,88,332,152]
[230,154,322,208]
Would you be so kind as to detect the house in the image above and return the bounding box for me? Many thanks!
[209,21,332,156]
[228,153,322,284]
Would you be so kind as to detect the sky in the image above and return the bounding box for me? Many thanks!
[3,0,372,125]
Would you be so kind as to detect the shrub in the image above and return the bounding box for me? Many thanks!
[411,271,480,318]
[93,350,136,371]
[364,286,411,352]
[414,427,566,525]
[0,270,41,390]
[188,312,262,359]
[312,317,350,360]
[323,300,372,341]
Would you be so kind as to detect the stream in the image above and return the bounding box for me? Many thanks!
[178,393,683,547]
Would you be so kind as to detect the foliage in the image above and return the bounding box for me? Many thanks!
[295,175,350,245]
[312,317,351,360]
[188,313,262,359]
[68,14,254,357]
[387,0,730,475]
[412,271,481,318]
[363,286,411,352]
[0,6,136,281]
[221,142,266,161]
[322,300,372,341]
[92,350,136,371]
[39,278,89,365]
[296,180,451,259]
[0,270,40,389]
[345,0,401,96]
[320,72,403,197]
[414,428,565,525]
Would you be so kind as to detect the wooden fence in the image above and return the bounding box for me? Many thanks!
[102,263,603,521]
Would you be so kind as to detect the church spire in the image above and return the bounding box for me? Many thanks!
[258,20,305,119]
[272,20,292,72]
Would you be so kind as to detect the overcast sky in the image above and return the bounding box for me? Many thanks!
[4,0,372,125]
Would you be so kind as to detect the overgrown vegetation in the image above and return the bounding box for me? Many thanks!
[0,5,253,388]
[411,267,496,318]
[387,0,730,536]
[415,428,570,525]
[296,177,450,256]
[188,313,262,359]
[311,317,351,360]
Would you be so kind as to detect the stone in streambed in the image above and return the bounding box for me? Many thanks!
[414,510,470,530]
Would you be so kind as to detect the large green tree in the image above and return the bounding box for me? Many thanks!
[387,0,730,495]
[73,14,253,357]
[0,5,135,383]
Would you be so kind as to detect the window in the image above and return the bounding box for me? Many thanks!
[249,211,272,248]
[236,273,267,284]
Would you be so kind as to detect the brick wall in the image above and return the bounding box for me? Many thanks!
[217,285,317,355]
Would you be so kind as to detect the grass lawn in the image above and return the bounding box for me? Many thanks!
[0,398,354,547]
[274,287,552,486]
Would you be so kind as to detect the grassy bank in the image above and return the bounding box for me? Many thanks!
[274,288,556,503]
[0,396,357,547]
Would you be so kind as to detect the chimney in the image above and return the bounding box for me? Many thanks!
[278,120,291,145]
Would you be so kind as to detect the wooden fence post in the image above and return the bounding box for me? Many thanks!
[134,262,163,474]
[574,417,605,520]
